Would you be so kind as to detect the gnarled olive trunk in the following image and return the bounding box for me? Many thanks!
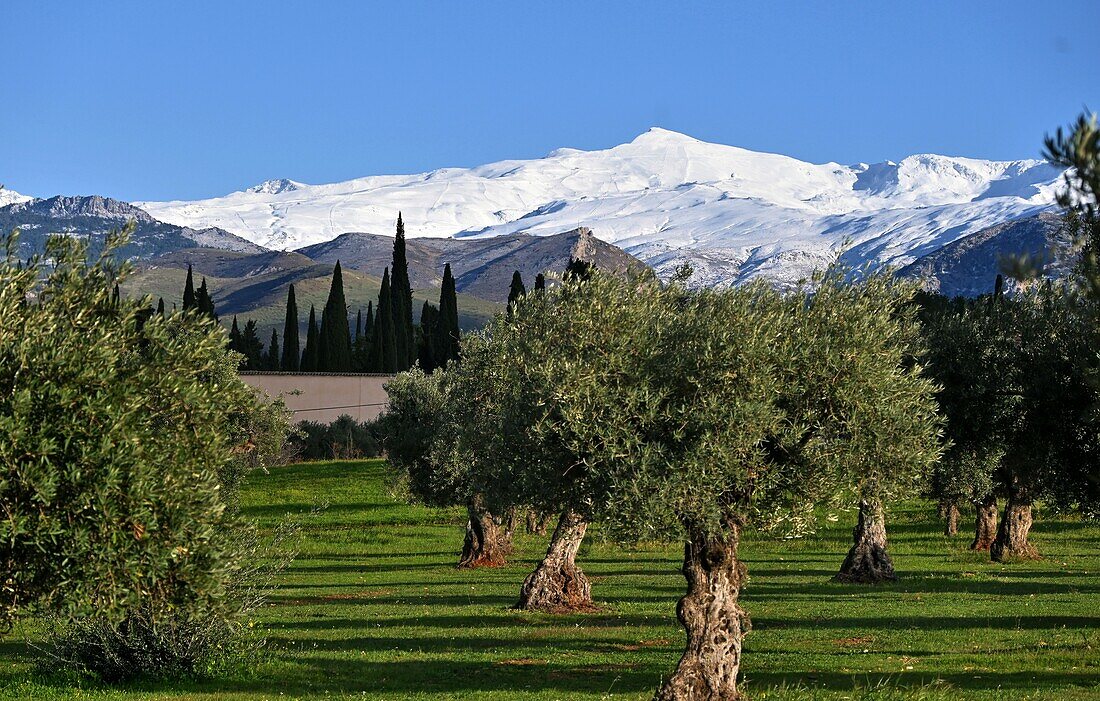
[834,499,897,584]
[516,509,592,612]
[970,495,998,550]
[496,506,517,555]
[525,509,552,535]
[656,522,750,701]
[990,489,1039,562]
[944,502,960,537]
[458,496,506,569]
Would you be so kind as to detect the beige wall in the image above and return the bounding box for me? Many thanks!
[240,372,394,424]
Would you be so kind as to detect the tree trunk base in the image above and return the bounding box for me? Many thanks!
[525,509,552,536]
[656,523,750,701]
[990,494,1039,562]
[834,499,897,584]
[458,499,507,569]
[516,510,595,613]
[970,495,998,550]
[944,503,960,537]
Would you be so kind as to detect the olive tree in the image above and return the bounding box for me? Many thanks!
[380,361,514,568]
[918,294,1009,548]
[449,277,666,612]
[489,270,940,699]
[0,228,289,635]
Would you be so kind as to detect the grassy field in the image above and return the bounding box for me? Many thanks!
[1,459,1097,700]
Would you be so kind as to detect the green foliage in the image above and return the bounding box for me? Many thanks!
[379,366,470,508]
[465,269,942,542]
[290,415,382,461]
[0,226,290,629]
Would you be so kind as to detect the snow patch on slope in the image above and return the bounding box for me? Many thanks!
[0,187,32,207]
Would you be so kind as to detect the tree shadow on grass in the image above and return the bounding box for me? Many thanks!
[746,576,1100,597]
[740,670,1100,694]
[754,615,1099,632]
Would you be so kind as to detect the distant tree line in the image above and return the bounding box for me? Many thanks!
[166,215,464,373]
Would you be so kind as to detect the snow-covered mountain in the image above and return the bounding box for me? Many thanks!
[0,186,32,208]
[137,128,1064,287]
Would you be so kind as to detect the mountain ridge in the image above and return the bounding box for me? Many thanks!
[135,128,1065,287]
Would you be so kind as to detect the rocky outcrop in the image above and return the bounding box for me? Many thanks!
[296,227,648,302]
[0,195,266,258]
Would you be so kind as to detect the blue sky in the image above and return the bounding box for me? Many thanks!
[3,1,1097,201]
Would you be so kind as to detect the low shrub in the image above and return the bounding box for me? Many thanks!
[289,415,383,460]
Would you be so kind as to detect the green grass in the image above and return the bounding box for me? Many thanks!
[1,459,1097,700]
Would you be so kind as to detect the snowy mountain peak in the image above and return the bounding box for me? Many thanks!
[0,186,32,207]
[246,178,303,195]
[136,129,1066,289]
[629,127,700,145]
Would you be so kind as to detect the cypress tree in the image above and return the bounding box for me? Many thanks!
[318,261,353,371]
[228,316,242,354]
[434,263,460,368]
[112,283,120,308]
[390,213,414,369]
[301,305,320,371]
[183,264,196,311]
[368,300,383,372]
[281,284,300,371]
[196,277,216,320]
[375,267,398,373]
[266,329,280,370]
[507,270,526,315]
[240,319,263,370]
[355,309,363,342]
[364,300,374,339]
[156,297,165,317]
[417,299,439,373]
[535,273,546,292]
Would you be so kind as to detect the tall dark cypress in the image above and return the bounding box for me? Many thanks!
[417,299,439,373]
[375,267,398,373]
[507,270,526,315]
[355,309,363,342]
[368,301,383,372]
[196,277,216,320]
[183,264,196,311]
[534,273,546,292]
[240,319,263,370]
[318,261,353,371]
[364,300,374,339]
[266,329,280,370]
[156,297,165,317]
[281,284,300,371]
[229,316,242,353]
[301,305,320,371]
[390,213,414,369]
[434,263,460,368]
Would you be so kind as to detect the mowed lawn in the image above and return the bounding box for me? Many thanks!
[1,459,1097,700]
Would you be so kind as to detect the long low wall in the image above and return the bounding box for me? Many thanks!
[240,372,394,424]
